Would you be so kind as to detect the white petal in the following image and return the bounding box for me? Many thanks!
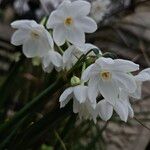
[88,76,99,107]
[46,11,65,29]
[135,68,150,81]
[60,96,71,108]
[85,101,97,123]
[135,72,150,82]
[23,39,39,58]
[73,85,88,103]
[66,27,85,46]
[55,66,62,72]
[63,45,74,64]
[73,99,79,113]
[114,101,128,122]
[59,87,73,108]
[71,0,91,16]
[63,45,75,70]
[49,51,62,67]
[76,43,101,54]
[42,62,54,73]
[44,29,54,49]
[23,37,50,58]
[96,100,113,121]
[113,59,139,72]
[142,68,150,74]
[58,0,71,10]
[42,51,62,71]
[128,103,134,118]
[98,80,119,105]
[53,26,66,46]
[11,29,29,46]
[113,72,136,93]
[119,89,129,100]
[130,81,142,99]
[36,37,53,57]
[11,20,37,29]
[76,17,97,33]
[96,57,114,69]
[81,64,94,82]
[81,64,100,82]
[42,52,51,68]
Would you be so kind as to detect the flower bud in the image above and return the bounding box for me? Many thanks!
[32,57,41,66]
[71,76,81,86]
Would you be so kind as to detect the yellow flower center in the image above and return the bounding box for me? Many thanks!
[64,17,73,26]
[31,31,40,39]
[100,70,111,81]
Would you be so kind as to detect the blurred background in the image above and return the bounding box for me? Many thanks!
[0,0,150,150]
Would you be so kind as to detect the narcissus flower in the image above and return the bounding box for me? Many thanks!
[63,43,100,70]
[82,57,139,105]
[59,85,89,107]
[59,84,97,122]
[11,20,54,58]
[96,90,134,122]
[47,0,97,46]
[59,75,97,121]
[42,51,63,73]
[73,99,97,123]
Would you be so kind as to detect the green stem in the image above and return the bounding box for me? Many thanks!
[86,122,108,150]
[66,41,71,47]
[14,106,72,150]
[81,62,86,85]
[134,117,150,131]
[81,62,86,74]
[54,115,76,149]
[40,17,47,25]
[0,55,25,108]
[0,76,62,139]
[54,130,67,150]
[56,45,64,55]
[68,48,96,75]
[0,115,29,149]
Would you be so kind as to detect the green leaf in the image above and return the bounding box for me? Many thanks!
[0,76,63,141]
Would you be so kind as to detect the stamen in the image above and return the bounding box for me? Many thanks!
[64,17,73,26]
[100,70,111,81]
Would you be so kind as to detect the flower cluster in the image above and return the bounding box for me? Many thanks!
[11,0,150,123]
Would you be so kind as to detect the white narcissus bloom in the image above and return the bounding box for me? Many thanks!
[82,57,139,105]
[42,51,63,73]
[90,0,110,23]
[59,85,88,107]
[130,68,150,99]
[59,84,97,122]
[11,20,54,58]
[47,0,97,46]
[73,100,97,123]
[96,90,134,122]
[63,43,101,70]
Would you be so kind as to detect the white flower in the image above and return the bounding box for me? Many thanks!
[47,0,97,46]
[73,99,97,123]
[90,0,110,23]
[82,57,139,105]
[96,90,134,122]
[59,84,97,122]
[130,68,150,99]
[42,51,63,73]
[63,43,101,70]
[59,85,88,107]
[11,20,54,58]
